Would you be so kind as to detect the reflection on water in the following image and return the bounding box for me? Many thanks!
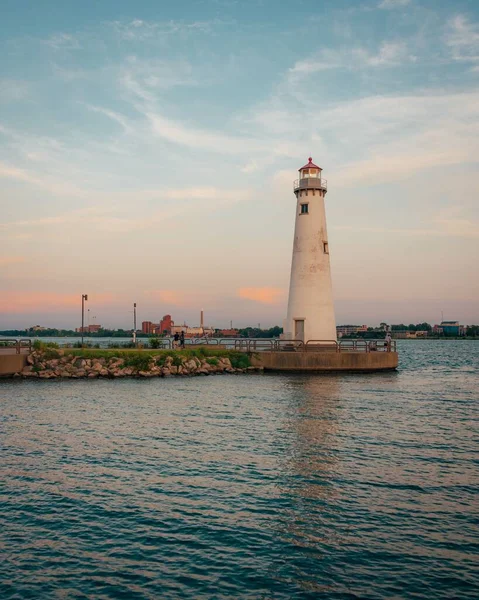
[1,341,478,599]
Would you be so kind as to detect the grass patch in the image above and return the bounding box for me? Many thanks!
[122,353,153,371]
[61,348,251,367]
[33,340,59,351]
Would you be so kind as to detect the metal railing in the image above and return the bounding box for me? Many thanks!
[293,177,328,191]
[305,340,339,352]
[239,338,396,353]
[0,336,396,354]
[234,339,276,352]
[0,338,32,354]
[191,338,219,345]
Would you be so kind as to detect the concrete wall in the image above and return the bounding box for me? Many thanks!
[284,183,337,342]
[0,354,27,376]
[251,351,398,372]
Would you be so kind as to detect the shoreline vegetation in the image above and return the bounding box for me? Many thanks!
[0,323,478,342]
[15,342,260,380]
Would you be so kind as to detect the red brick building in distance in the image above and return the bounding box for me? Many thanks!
[141,315,174,335]
[217,328,239,337]
[75,324,102,333]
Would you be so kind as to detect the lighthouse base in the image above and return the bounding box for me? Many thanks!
[251,350,398,372]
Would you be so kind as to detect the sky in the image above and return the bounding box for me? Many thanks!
[1,0,478,329]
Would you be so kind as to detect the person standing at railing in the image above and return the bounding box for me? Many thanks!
[384,331,392,349]
[180,331,185,349]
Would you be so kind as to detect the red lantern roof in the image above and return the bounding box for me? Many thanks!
[299,157,322,171]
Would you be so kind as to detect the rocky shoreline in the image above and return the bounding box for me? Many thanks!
[15,350,262,379]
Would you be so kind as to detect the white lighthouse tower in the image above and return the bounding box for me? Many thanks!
[283,158,337,342]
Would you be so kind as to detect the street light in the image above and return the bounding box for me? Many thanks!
[81,294,88,347]
[133,302,137,347]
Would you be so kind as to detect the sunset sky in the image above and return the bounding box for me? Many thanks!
[1,0,478,329]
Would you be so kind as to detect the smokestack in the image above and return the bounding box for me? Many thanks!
[200,309,204,329]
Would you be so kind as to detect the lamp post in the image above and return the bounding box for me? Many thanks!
[81,294,88,347]
[133,303,137,347]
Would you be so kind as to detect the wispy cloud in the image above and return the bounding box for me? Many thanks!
[378,0,411,9]
[446,15,479,68]
[84,104,134,134]
[42,32,81,50]
[238,287,285,305]
[0,79,29,102]
[0,292,114,314]
[289,41,415,76]
[0,186,252,234]
[0,161,86,196]
[109,18,229,42]
[0,256,25,266]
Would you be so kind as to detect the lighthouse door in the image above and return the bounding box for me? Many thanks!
[294,319,305,341]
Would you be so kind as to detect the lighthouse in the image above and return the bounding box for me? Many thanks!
[283,158,337,342]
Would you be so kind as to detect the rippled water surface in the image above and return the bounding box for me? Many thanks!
[1,341,478,599]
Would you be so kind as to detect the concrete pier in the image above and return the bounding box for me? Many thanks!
[0,352,28,376]
[252,350,398,372]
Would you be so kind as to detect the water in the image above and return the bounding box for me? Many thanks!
[1,341,478,599]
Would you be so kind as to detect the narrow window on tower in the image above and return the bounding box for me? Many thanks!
[323,241,329,253]
[300,203,309,215]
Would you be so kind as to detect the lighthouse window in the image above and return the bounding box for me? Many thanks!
[323,242,329,253]
[300,203,309,214]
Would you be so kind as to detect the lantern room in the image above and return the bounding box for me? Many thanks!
[293,157,327,194]
[299,157,322,179]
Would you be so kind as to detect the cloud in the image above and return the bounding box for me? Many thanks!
[238,287,285,305]
[0,80,29,102]
[0,185,252,235]
[265,90,479,188]
[43,33,81,51]
[433,206,479,239]
[378,0,411,9]
[143,290,186,307]
[446,15,479,67]
[84,104,134,133]
[147,111,261,154]
[0,161,85,196]
[109,18,224,42]
[0,256,25,266]
[0,292,114,314]
[333,207,479,239]
[289,41,414,76]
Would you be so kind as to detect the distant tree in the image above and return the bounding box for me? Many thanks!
[466,325,479,337]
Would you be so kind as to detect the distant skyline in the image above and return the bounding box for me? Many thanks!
[1,0,478,328]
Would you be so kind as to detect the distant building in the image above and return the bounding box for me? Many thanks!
[336,324,368,338]
[142,315,174,335]
[156,315,173,335]
[218,328,239,337]
[142,321,154,334]
[434,321,465,336]
[392,330,428,339]
[171,325,215,337]
[30,325,46,332]
[76,324,102,333]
